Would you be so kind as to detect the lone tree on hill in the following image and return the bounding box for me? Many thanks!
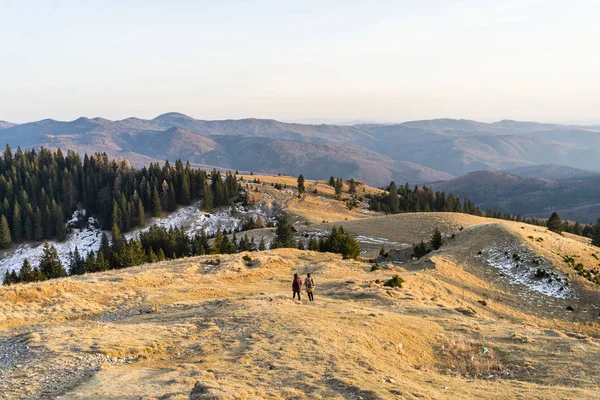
[388,181,399,214]
[297,174,305,196]
[430,228,443,250]
[547,212,563,234]
[592,219,600,247]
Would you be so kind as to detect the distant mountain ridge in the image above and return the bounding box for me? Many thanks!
[431,170,600,223]
[504,164,600,180]
[0,121,16,129]
[1,113,600,186]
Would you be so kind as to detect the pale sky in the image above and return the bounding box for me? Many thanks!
[1,0,599,124]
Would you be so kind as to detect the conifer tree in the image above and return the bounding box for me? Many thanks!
[592,219,600,247]
[547,212,563,234]
[69,247,86,275]
[19,259,33,282]
[271,215,295,248]
[0,215,12,248]
[96,251,109,271]
[12,202,22,242]
[388,181,399,214]
[151,187,162,217]
[34,207,44,240]
[430,228,443,250]
[168,182,177,212]
[297,174,305,195]
[258,237,266,251]
[55,206,67,241]
[39,242,67,279]
[202,185,213,212]
[83,252,98,273]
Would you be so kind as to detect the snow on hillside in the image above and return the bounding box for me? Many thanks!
[0,201,275,281]
[0,211,102,278]
[481,240,577,300]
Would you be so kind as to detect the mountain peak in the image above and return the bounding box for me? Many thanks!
[153,112,195,121]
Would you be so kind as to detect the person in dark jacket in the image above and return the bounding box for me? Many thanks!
[292,273,302,300]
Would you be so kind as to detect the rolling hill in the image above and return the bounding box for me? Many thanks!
[503,164,600,180]
[1,211,599,399]
[1,114,600,186]
[431,171,600,223]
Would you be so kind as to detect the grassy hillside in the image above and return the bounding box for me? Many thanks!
[1,213,599,399]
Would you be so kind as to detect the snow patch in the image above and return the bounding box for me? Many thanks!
[354,235,406,246]
[481,240,576,300]
[1,200,276,282]
[0,211,102,277]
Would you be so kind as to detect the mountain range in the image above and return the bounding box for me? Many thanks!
[1,113,600,190]
[432,170,600,223]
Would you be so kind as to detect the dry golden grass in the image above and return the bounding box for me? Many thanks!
[1,213,600,399]
[242,174,383,223]
[437,336,504,378]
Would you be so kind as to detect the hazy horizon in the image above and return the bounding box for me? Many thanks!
[2,0,599,124]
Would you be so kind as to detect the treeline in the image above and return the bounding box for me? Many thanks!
[0,145,241,248]
[3,214,362,286]
[367,181,593,237]
[270,214,360,259]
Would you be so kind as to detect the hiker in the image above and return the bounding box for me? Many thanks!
[292,273,302,300]
[305,273,315,301]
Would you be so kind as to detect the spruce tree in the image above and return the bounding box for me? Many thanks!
[69,247,86,275]
[39,242,67,279]
[297,174,305,196]
[0,215,12,248]
[547,212,563,234]
[271,215,295,248]
[55,206,67,241]
[430,228,443,250]
[96,251,109,271]
[168,182,177,212]
[592,219,600,247]
[19,259,33,282]
[12,202,22,242]
[388,181,399,214]
[34,207,44,240]
[151,187,162,217]
[258,237,266,251]
[84,252,98,273]
[202,185,213,212]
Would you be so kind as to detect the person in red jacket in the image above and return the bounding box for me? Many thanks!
[292,273,302,300]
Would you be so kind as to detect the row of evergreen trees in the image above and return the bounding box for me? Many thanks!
[368,181,596,238]
[270,214,360,259]
[369,181,487,216]
[0,145,241,248]
[3,213,362,285]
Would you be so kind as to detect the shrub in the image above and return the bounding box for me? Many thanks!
[242,255,252,262]
[413,241,429,258]
[383,275,404,288]
[370,263,381,272]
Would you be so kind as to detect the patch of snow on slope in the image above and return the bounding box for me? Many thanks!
[1,201,276,281]
[354,235,406,246]
[126,201,275,239]
[0,211,102,277]
[481,240,576,300]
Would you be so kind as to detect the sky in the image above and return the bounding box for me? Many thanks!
[1,0,599,124]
